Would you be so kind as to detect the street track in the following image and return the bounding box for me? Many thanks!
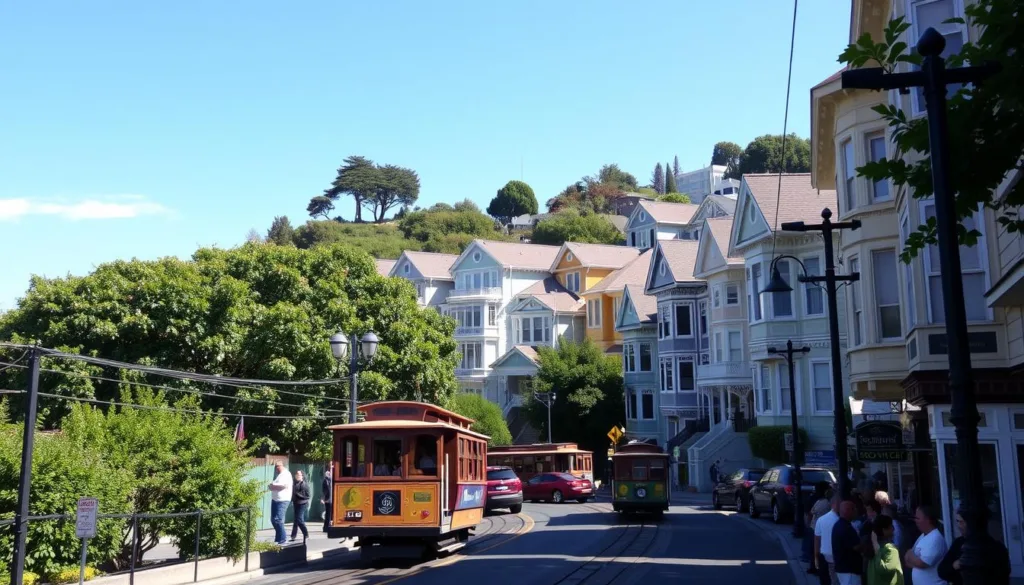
[546,512,661,585]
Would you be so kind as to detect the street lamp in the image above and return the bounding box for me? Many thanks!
[534,392,556,443]
[840,28,1003,585]
[761,210,860,501]
[768,341,810,538]
[330,330,379,424]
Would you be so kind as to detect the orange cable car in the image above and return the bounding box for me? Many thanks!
[327,401,489,560]
[487,443,594,483]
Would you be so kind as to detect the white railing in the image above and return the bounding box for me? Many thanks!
[455,367,488,376]
[697,361,753,380]
[447,287,502,300]
[454,325,500,337]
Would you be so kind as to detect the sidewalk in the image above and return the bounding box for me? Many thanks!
[146,521,352,564]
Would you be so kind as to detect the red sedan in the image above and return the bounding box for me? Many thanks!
[522,472,593,503]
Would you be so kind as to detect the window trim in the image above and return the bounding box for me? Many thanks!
[810,359,834,415]
[906,0,969,118]
[676,357,696,393]
[841,138,856,213]
[674,302,694,338]
[865,131,892,202]
[638,342,653,372]
[871,248,903,342]
[623,343,637,373]
[658,305,672,340]
[898,209,918,330]
[640,390,655,420]
[659,357,675,393]
[587,298,603,328]
[725,283,740,306]
[770,259,795,319]
[776,361,802,416]
[757,363,773,415]
[849,255,864,346]
[919,199,992,324]
[802,255,825,317]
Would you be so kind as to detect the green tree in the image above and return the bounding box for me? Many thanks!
[449,392,512,446]
[292,220,418,258]
[487,180,539,225]
[724,134,811,179]
[530,209,624,246]
[595,164,638,191]
[398,207,501,243]
[266,216,295,246]
[711,141,744,167]
[318,155,377,223]
[364,164,420,223]
[452,198,481,213]
[665,161,678,193]
[526,339,624,475]
[673,155,680,178]
[652,163,665,194]
[0,243,460,456]
[837,6,1023,258]
[659,193,691,204]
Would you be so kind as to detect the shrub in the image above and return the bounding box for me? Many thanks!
[747,426,809,465]
[0,571,40,585]
[449,393,512,446]
[48,566,101,584]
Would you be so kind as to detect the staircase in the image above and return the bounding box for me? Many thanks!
[505,406,542,445]
[687,420,757,493]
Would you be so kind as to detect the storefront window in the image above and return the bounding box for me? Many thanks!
[942,442,1004,543]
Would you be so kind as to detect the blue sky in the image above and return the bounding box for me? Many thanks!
[0,1,850,312]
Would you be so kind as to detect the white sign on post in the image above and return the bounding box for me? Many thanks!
[784,433,794,452]
[76,498,98,539]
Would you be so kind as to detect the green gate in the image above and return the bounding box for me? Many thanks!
[246,457,328,530]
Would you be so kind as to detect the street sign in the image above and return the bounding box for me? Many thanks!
[804,450,837,467]
[784,433,794,452]
[607,425,624,444]
[76,498,98,539]
[855,421,907,461]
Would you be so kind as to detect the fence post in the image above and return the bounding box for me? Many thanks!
[244,507,252,573]
[129,514,138,585]
[193,510,202,583]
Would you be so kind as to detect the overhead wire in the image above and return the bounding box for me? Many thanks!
[32,391,340,420]
[0,348,29,373]
[769,0,801,262]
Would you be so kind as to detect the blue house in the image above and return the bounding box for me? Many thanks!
[615,284,660,443]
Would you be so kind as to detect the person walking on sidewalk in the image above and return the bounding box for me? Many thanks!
[290,470,311,543]
[833,500,864,585]
[321,464,333,532]
[814,493,842,585]
[268,461,293,545]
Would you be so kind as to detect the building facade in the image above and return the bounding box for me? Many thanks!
[674,164,729,205]
[388,251,458,307]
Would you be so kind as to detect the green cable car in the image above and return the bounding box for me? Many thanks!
[610,442,670,517]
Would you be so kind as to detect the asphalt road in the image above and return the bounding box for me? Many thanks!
[240,500,793,585]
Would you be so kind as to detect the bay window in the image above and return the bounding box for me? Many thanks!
[566,272,580,293]
[728,331,742,362]
[867,132,890,202]
[803,256,824,316]
[758,364,772,413]
[641,391,654,420]
[674,303,693,337]
[713,286,721,308]
[458,343,483,370]
[677,359,695,392]
[714,332,723,362]
[726,283,739,305]
[778,364,792,413]
[922,203,989,323]
[771,260,793,317]
[899,212,917,329]
[842,139,856,212]
[812,361,832,414]
[698,301,707,338]
[909,0,967,115]
[658,306,672,339]
[517,316,551,344]
[623,344,636,373]
[748,264,763,321]
[660,358,674,392]
[872,249,902,340]
[639,343,653,372]
[628,390,637,419]
[850,256,863,345]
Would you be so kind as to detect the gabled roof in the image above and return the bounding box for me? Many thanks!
[583,249,654,296]
[466,240,561,271]
[706,218,743,264]
[742,173,838,229]
[550,242,641,271]
[600,214,628,234]
[623,284,657,324]
[645,240,702,292]
[375,259,396,277]
[635,200,701,226]
[490,345,540,369]
[515,278,585,313]
[703,194,737,215]
[390,250,458,280]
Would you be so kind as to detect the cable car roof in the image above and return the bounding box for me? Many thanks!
[327,419,491,441]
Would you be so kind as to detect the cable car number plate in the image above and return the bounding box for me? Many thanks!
[344,510,363,521]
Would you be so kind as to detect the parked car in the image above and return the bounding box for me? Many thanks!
[523,472,593,503]
[748,465,836,523]
[711,467,767,512]
[486,466,523,513]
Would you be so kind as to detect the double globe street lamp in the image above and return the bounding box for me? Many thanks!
[330,330,380,423]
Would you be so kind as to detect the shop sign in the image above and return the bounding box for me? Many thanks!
[855,421,907,461]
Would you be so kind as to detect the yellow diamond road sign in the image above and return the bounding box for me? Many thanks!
[607,425,624,444]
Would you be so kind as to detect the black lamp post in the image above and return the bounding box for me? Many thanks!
[841,28,1002,585]
[535,392,556,443]
[768,340,810,538]
[330,330,380,423]
[762,212,860,501]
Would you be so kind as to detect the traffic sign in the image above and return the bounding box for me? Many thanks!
[784,433,794,452]
[607,425,624,444]
[76,498,98,539]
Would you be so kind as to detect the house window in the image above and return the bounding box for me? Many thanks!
[923,203,988,322]
[728,331,742,362]
[566,272,580,293]
[639,343,653,372]
[613,297,622,323]
[674,304,692,337]
[803,257,824,315]
[587,298,602,328]
[726,284,739,305]
[748,264,763,321]
[899,212,917,328]
[698,301,707,338]
[658,260,667,277]
[812,361,832,414]
[458,343,483,370]
[519,316,550,344]
[488,305,497,326]
[842,139,856,212]
[677,360,694,391]
[758,364,772,413]
[628,390,637,419]
[623,344,636,373]
[641,391,654,420]
[713,286,721,308]
[714,332,723,362]
[778,364,792,413]
[872,249,902,340]
[700,353,709,365]
[850,256,863,345]
[660,358,674,392]
[909,0,967,115]
[658,306,672,339]
[867,133,890,201]
[771,260,793,317]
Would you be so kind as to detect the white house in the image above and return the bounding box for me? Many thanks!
[388,251,458,307]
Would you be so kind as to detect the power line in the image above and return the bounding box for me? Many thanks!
[770,0,800,261]
[32,391,340,420]
[0,349,30,373]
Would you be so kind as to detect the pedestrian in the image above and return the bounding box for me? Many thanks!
[321,464,333,532]
[903,505,947,585]
[268,461,293,545]
[290,470,311,543]
[937,511,1011,585]
[804,483,831,565]
[833,500,864,585]
[709,460,719,486]
[866,515,903,585]
[882,504,903,550]
[814,493,842,585]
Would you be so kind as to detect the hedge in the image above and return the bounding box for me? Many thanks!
[747,425,809,465]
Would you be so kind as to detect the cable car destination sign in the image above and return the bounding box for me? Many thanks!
[854,421,907,461]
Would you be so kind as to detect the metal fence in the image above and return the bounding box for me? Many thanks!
[1,506,254,585]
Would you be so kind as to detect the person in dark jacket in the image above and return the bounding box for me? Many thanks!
[833,500,863,585]
[321,465,333,531]
[290,470,311,542]
[937,512,1011,585]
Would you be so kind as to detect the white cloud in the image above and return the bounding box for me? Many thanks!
[0,196,173,221]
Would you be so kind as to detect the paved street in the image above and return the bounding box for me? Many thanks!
[238,500,793,585]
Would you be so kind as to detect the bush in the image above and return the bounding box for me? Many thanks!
[0,571,40,585]
[48,566,101,584]
[530,209,624,246]
[449,393,512,446]
[747,426,808,465]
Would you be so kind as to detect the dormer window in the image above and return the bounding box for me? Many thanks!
[658,260,666,277]
[403,263,410,275]
[640,211,647,221]
[472,252,482,262]
[566,252,574,262]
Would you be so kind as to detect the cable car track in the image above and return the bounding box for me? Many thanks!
[545,518,661,585]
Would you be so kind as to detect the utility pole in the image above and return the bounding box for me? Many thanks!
[841,27,1002,585]
[768,341,810,538]
[12,347,41,585]
[535,392,556,443]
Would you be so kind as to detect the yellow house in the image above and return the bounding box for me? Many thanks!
[566,247,653,352]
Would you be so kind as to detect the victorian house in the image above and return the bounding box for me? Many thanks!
[387,251,458,307]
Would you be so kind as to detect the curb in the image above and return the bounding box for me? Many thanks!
[733,513,815,585]
[194,543,360,585]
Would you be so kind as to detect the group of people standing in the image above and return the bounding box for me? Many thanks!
[808,484,1010,585]
[267,461,334,546]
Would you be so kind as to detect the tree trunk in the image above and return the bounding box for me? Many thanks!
[354,195,363,222]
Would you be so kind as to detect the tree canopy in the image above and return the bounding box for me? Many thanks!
[311,156,420,223]
[724,134,811,179]
[266,216,295,246]
[651,163,665,194]
[487,180,539,225]
[659,193,691,204]
[530,209,624,246]
[711,141,743,167]
[397,205,506,252]
[0,242,460,457]
[546,164,637,213]
[665,161,678,194]
[448,392,512,446]
[838,4,1024,259]
[595,164,638,191]
[292,220,418,258]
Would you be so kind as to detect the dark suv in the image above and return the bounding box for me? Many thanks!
[711,467,767,512]
[747,465,836,523]
[485,466,523,514]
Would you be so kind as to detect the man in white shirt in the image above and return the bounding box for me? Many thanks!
[268,461,293,545]
[814,494,842,585]
[905,505,948,585]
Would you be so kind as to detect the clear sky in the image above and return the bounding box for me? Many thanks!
[0,0,851,312]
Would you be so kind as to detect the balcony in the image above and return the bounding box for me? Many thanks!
[697,361,754,384]
[455,367,489,377]
[454,325,499,337]
[447,287,503,301]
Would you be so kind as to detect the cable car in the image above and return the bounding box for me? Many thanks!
[487,443,594,483]
[610,441,670,517]
[326,401,489,560]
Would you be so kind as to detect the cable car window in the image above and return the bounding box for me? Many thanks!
[649,459,666,481]
[632,461,648,481]
[614,459,631,480]
[372,438,402,477]
[340,436,366,477]
[413,435,437,476]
